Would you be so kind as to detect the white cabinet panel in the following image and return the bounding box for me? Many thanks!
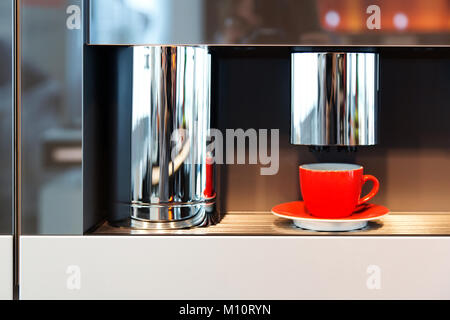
[0,236,12,300]
[20,236,450,300]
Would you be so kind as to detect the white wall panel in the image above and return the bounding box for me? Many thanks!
[20,236,450,300]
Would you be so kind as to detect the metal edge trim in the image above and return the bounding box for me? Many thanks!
[13,0,22,300]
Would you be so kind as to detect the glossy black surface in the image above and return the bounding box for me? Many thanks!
[213,47,450,213]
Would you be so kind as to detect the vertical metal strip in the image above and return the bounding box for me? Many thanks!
[84,0,90,44]
[13,0,21,300]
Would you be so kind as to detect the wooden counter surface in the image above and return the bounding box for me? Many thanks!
[92,212,450,236]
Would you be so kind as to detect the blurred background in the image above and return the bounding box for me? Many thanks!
[20,0,82,234]
[89,0,450,45]
[0,0,12,234]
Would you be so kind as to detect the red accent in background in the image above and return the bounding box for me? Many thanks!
[318,0,450,32]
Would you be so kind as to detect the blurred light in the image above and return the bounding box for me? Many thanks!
[52,147,82,163]
[393,12,409,30]
[325,10,340,28]
[126,0,156,12]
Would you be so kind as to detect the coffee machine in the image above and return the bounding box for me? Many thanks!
[10,0,450,299]
[291,51,378,147]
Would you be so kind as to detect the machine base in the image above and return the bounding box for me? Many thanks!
[110,202,219,230]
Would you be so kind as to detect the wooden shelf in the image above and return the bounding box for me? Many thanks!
[93,212,450,236]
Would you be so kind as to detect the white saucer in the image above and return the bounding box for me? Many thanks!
[272,202,389,232]
[290,219,369,232]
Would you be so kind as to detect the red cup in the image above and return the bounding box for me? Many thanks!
[299,163,379,219]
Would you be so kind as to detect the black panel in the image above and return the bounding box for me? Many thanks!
[83,46,133,232]
[84,46,450,224]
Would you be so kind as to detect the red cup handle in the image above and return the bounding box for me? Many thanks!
[358,175,379,206]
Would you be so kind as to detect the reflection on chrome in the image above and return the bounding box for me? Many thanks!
[291,52,378,146]
[130,46,214,228]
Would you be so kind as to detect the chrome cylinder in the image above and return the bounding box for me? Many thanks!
[130,46,214,229]
[291,52,379,146]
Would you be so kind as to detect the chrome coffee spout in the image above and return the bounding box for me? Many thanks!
[291,52,379,146]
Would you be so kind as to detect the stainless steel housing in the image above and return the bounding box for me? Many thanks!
[130,46,214,228]
[291,52,379,146]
